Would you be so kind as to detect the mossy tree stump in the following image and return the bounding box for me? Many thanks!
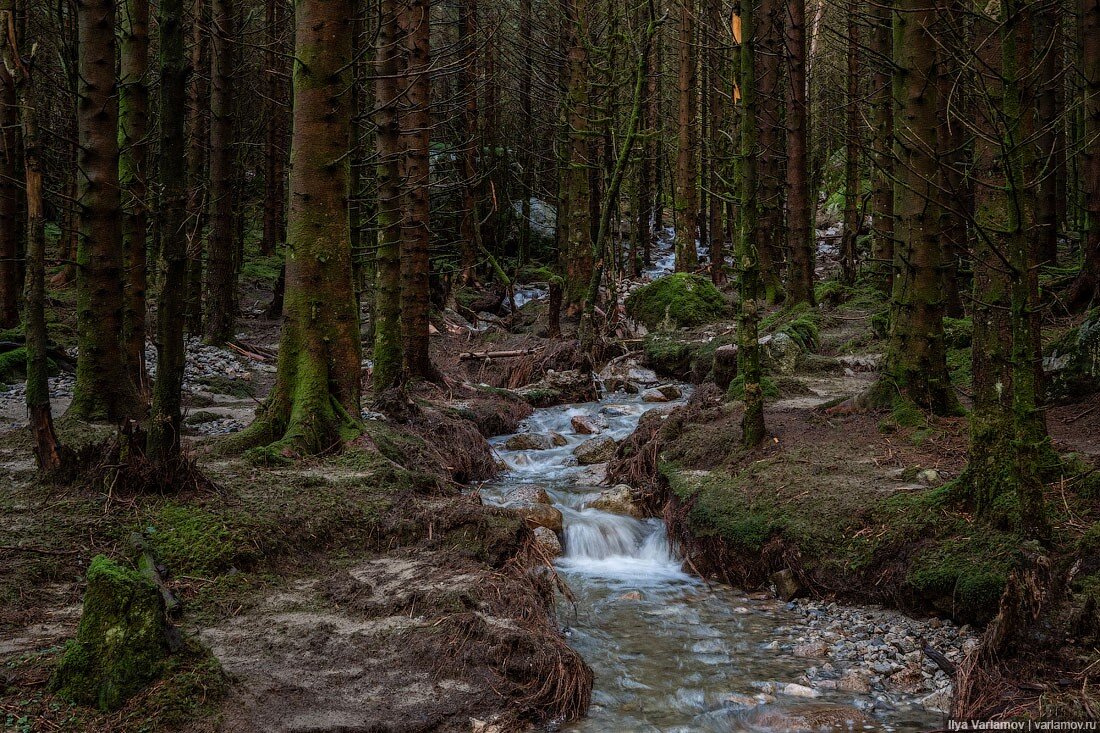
[53,555,172,711]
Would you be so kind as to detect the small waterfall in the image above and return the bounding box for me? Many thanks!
[558,507,686,581]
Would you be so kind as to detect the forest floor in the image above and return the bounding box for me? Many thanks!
[2,243,1099,729]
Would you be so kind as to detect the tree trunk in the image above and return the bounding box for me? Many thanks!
[707,0,727,286]
[235,0,362,453]
[869,0,894,291]
[2,1,64,470]
[937,1,967,318]
[372,0,404,394]
[458,0,480,283]
[884,0,957,414]
[185,0,208,333]
[399,0,438,380]
[840,1,859,284]
[119,0,150,392]
[518,0,533,264]
[784,0,813,302]
[560,0,593,310]
[0,13,20,329]
[1068,0,1100,308]
[738,0,766,447]
[1033,6,1062,266]
[755,0,784,301]
[203,0,236,345]
[146,0,189,468]
[69,0,141,421]
[674,0,698,271]
[260,0,287,256]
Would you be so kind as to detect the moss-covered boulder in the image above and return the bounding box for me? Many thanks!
[53,555,172,711]
[626,274,729,330]
[1045,310,1100,402]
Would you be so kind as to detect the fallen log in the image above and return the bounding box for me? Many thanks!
[459,347,544,361]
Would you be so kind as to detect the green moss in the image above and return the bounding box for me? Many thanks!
[0,347,58,383]
[727,374,780,400]
[643,334,697,377]
[240,254,283,285]
[946,347,972,390]
[943,317,973,348]
[196,375,255,399]
[184,410,221,425]
[626,273,729,330]
[144,504,251,577]
[905,536,1014,617]
[53,556,171,711]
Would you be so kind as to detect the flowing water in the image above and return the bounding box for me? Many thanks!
[482,392,948,732]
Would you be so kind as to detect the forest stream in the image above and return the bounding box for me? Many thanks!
[481,391,949,732]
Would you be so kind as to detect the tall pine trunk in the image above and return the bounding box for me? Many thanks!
[203,0,236,344]
[147,0,189,467]
[185,0,208,333]
[235,0,362,453]
[674,0,698,271]
[69,0,141,421]
[882,0,957,414]
[784,0,812,302]
[840,1,859,284]
[372,0,404,394]
[260,0,287,256]
[0,11,20,329]
[399,0,437,380]
[119,0,150,392]
[1068,0,1099,308]
[738,0,766,447]
[755,0,784,301]
[869,0,894,291]
[561,0,593,310]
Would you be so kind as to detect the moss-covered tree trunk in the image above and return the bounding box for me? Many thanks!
[146,0,189,468]
[69,0,141,422]
[738,0,766,447]
[882,0,957,416]
[399,0,438,381]
[119,0,150,393]
[237,0,362,454]
[674,0,698,272]
[203,0,237,345]
[372,0,404,394]
[784,0,812,303]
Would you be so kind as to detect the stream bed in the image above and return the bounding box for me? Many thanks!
[482,390,955,732]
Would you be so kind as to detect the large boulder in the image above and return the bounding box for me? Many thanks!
[517,369,598,407]
[571,414,607,435]
[573,436,617,465]
[511,503,564,533]
[1045,310,1100,402]
[599,358,659,394]
[512,197,557,248]
[626,273,729,330]
[712,344,739,391]
[760,332,802,375]
[52,556,172,711]
[587,485,643,518]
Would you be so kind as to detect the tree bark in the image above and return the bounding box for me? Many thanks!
[840,0,859,284]
[560,0,593,310]
[235,0,362,453]
[1068,0,1100,308]
[146,0,189,468]
[260,0,287,256]
[755,0,784,301]
[399,0,438,380]
[0,10,20,329]
[372,0,405,394]
[674,0,698,271]
[883,0,957,414]
[784,0,813,302]
[119,0,150,392]
[185,0,208,333]
[69,0,141,421]
[203,0,236,345]
[869,0,894,291]
[738,0,766,447]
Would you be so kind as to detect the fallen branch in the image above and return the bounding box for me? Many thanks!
[459,347,544,361]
